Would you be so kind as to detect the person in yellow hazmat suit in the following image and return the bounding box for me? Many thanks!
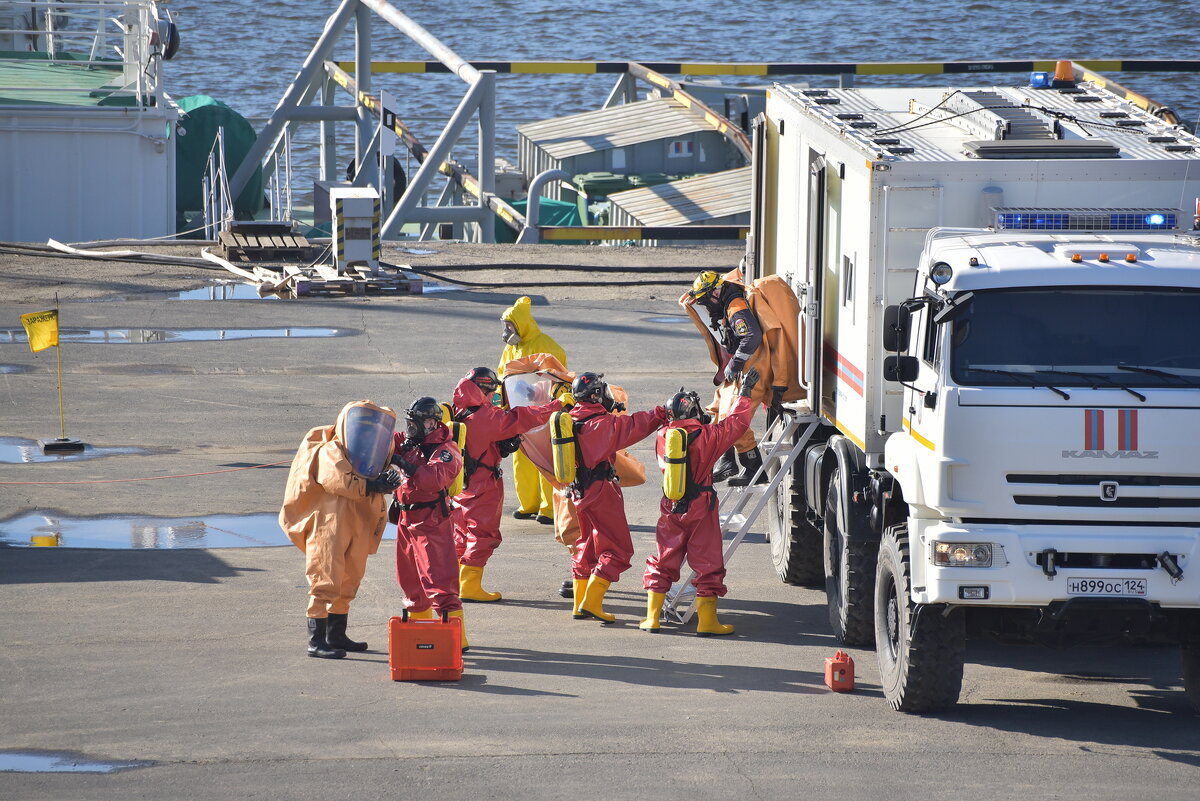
[497,296,567,525]
[279,400,404,659]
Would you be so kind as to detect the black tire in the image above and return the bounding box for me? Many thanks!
[766,460,823,586]
[875,525,965,713]
[1182,644,1200,713]
[823,468,877,645]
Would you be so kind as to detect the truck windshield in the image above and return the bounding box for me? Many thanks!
[949,287,1200,389]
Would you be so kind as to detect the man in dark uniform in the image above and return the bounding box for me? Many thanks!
[685,270,771,486]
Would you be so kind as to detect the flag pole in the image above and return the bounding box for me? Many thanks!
[37,292,83,453]
[56,325,66,439]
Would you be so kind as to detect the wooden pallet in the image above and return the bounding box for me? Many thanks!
[217,229,311,263]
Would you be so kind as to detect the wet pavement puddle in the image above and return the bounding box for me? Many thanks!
[0,750,150,773]
[0,364,31,374]
[0,511,397,549]
[0,437,148,464]
[642,315,692,324]
[0,327,346,344]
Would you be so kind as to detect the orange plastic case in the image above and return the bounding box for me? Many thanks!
[388,613,463,681]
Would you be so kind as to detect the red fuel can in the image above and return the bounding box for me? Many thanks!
[824,650,855,692]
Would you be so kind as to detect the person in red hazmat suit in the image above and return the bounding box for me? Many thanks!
[279,400,404,659]
[641,369,760,636]
[391,397,469,649]
[567,372,669,624]
[450,366,566,601]
[498,295,567,524]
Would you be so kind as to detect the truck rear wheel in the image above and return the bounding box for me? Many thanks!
[824,469,877,645]
[766,461,822,586]
[1182,644,1200,713]
[875,524,965,713]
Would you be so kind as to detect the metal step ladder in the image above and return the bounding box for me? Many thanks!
[663,408,822,624]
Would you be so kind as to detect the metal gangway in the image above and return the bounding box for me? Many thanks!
[663,407,822,624]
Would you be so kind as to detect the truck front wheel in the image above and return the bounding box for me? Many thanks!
[875,524,965,713]
[1182,644,1200,713]
[767,461,823,586]
[824,469,877,645]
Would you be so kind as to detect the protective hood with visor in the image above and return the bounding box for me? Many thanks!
[405,396,443,441]
[668,388,711,423]
[468,366,500,395]
[339,401,398,477]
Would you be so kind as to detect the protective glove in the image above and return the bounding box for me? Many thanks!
[365,468,403,495]
[558,391,575,408]
[723,360,744,385]
[771,385,786,412]
[738,367,761,398]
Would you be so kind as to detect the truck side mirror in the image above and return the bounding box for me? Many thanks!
[884,355,919,383]
[883,305,911,352]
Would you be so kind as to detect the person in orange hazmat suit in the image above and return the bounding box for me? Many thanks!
[279,400,404,659]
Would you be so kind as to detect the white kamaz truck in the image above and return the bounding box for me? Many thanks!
[750,74,1200,712]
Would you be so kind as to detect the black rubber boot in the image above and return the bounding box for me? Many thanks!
[712,448,738,483]
[728,447,767,487]
[325,613,368,652]
[559,578,574,598]
[307,617,346,659]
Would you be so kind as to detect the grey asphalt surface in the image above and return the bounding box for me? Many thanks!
[1,243,1199,801]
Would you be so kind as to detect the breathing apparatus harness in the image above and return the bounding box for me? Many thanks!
[664,427,717,515]
[393,437,451,517]
[452,405,505,481]
[566,412,616,500]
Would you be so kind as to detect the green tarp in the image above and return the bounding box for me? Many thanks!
[175,95,263,221]
[494,197,582,244]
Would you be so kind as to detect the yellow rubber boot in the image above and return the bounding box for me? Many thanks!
[695,596,734,637]
[459,564,502,602]
[639,591,666,633]
[572,579,588,619]
[579,575,616,624]
[407,608,435,620]
[447,609,469,652]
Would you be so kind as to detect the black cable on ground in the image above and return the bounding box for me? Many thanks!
[0,244,228,271]
[390,262,719,274]
[384,262,701,289]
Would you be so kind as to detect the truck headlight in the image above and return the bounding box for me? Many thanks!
[932,542,993,568]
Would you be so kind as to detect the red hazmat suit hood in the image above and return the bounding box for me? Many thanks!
[453,375,492,410]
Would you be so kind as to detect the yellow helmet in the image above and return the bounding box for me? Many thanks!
[688,270,724,300]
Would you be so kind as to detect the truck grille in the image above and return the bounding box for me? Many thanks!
[1007,473,1200,509]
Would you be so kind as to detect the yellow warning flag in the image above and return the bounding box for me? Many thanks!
[20,309,59,353]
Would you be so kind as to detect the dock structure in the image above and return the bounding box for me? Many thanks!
[607,167,752,246]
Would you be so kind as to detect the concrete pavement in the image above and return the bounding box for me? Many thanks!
[2,243,1199,800]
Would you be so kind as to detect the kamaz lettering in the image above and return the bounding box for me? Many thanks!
[1061,450,1160,459]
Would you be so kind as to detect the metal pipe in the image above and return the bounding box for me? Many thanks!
[419,181,457,241]
[477,71,495,243]
[284,105,359,122]
[358,0,480,84]
[355,3,372,164]
[406,207,491,224]
[229,0,357,198]
[320,77,338,182]
[516,169,570,244]
[382,77,487,238]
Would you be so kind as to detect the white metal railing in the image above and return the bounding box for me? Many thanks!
[0,0,169,105]
[263,128,295,225]
[201,128,234,239]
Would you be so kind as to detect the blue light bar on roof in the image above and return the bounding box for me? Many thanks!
[995,208,1180,232]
